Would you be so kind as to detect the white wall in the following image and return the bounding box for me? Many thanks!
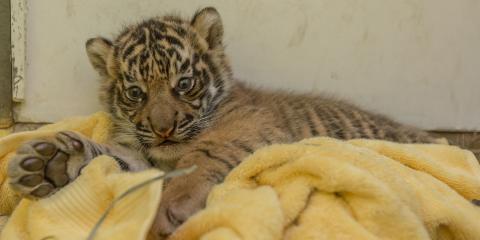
[15,0,480,130]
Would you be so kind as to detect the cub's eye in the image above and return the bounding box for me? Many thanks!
[175,77,195,92]
[125,86,144,102]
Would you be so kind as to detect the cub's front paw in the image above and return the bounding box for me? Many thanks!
[149,174,213,237]
[7,131,90,198]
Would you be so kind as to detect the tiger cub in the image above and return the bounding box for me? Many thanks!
[7,7,434,237]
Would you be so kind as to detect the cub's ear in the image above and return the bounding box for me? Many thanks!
[86,37,113,77]
[191,7,223,49]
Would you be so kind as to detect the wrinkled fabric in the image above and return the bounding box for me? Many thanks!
[1,112,479,240]
[171,138,480,240]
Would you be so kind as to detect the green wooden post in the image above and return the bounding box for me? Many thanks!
[0,0,12,128]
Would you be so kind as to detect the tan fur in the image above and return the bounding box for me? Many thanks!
[85,7,434,237]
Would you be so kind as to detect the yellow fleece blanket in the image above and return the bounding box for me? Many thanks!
[0,112,163,240]
[1,112,480,240]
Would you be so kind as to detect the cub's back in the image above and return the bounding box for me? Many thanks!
[216,83,434,144]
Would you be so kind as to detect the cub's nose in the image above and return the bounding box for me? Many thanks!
[148,108,177,139]
[152,124,174,139]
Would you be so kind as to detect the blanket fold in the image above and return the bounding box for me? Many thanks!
[0,112,163,240]
[0,112,479,240]
[170,138,480,240]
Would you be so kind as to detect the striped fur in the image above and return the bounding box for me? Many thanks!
[86,7,434,236]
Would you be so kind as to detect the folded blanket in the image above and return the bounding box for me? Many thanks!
[0,112,164,240]
[1,112,480,240]
[170,138,480,239]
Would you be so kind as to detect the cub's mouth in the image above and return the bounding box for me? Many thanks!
[155,139,180,147]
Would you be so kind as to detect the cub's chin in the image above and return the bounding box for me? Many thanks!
[148,142,189,170]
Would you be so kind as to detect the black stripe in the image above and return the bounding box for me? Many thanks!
[179,59,190,72]
[205,170,225,184]
[196,149,235,170]
[192,53,200,66]
[112,156,130,171]
[88,144,103,159]
[117,141,133,149]
[303,105,319,136]
[123,74,135,83]
[145,156,156,167]
[185,97,203,110]
[122,44,136,60]
[336,108,359,139]
[232,140,254,154]
[127,56,136,71]
[175,51,183,62]
[201,54,220,86]
[222,105,238,116]
[139,50,150,64]
[187,81,207,100]
[104,83,116,111]
[362,115,379,138]
[152,21,167,33]
[178,114,194,129]
[137,30,146,45]
[327,107,348,139]
[312,106,330,132]
[117,104,134,116]
[165,35,184,49]
[173,25,187,37]
[136,132,154,140]
[314,106,338,138]
[136,135,152,148]
[210,84,224,105]
[346,110,369,138]
[278,103,297,139]
[117,93,136,108]
[113,46,120,59]
[201,69,211,87]
[166,48,179,58]
[330,122,345,139]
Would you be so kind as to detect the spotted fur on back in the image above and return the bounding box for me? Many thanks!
[86,7,434,235]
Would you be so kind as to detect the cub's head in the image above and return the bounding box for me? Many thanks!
[86,7,232,156]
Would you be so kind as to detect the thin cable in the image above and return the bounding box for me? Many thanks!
[86,165,197,240]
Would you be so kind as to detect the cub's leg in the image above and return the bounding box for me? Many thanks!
[7,131,148,198]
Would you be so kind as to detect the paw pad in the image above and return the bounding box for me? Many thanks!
[21,158,44,171]
[31,183,54,198]
[7,131,90,198]
[19,174,43,187]
[33,142,56,157]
